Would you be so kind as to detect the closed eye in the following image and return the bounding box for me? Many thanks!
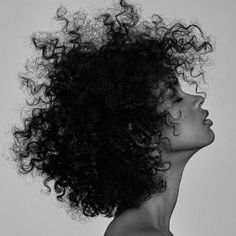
[174,97,183,103]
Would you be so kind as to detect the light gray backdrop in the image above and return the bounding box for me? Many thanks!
[0,0,235,235]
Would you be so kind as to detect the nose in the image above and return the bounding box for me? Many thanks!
[194,95,205,107]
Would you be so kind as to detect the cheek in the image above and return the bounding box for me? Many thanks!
[177,112,201,139]
[160,112,201,151]
[161,127,196,152]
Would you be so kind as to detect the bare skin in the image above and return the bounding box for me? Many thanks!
[104,84,215,236]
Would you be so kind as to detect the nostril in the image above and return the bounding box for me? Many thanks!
[204,110,209,120]
[199,97,205,107]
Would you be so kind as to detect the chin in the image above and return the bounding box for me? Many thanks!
[201,129,215,148]
[208,129,215,144]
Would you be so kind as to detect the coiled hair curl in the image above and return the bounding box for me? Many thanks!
[9,0,214,220]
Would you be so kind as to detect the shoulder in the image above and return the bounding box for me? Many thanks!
[104,220,165,236]
[104,227,165,236]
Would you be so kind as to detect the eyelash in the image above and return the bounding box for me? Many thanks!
[174,97,183,103]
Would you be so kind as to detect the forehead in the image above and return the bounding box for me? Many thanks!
[154,80,181,112]
[158,80,181,98]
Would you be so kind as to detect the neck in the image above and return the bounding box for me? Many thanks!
[139,160,185,233]
[115,148,199,235]
[136,148,198,233]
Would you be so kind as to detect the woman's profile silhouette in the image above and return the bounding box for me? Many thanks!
[9,0,215,235]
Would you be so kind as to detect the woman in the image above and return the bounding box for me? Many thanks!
[9,0,215,235]
[105,82,215,236]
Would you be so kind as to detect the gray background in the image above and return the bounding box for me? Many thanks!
[0,0,235,235]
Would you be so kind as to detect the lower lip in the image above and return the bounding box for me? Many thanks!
[203,119,213,126]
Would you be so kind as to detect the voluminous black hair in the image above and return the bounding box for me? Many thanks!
[9,0,213,220]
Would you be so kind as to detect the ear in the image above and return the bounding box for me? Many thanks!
[167,107,182,125]
[148,147,161,158]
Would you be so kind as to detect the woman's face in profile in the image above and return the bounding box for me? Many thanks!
[158,84,215,153]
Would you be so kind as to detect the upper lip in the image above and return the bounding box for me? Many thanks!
[203,110,209,121]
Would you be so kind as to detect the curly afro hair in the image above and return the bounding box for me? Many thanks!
[9,0,214,220]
